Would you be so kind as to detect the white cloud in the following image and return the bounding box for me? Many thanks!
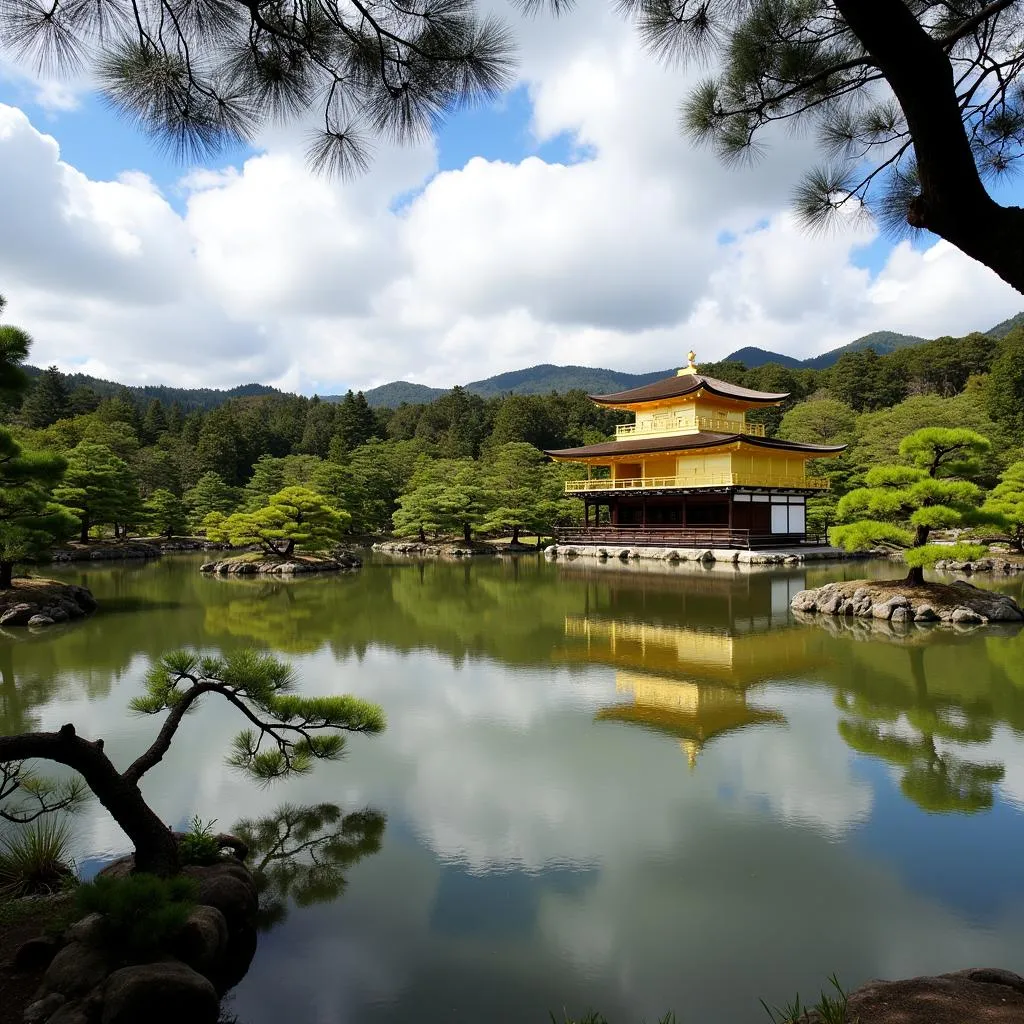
[1,11,1022,393]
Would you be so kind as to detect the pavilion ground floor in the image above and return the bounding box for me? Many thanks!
[555,489,818,549]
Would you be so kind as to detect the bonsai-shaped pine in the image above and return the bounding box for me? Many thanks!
[233,802,386,931]
[830,427,992,585]
[143,488,188,540]
[982,461,1024,553]
[0,431,80,587]
[0,649,384,876]
[207,486,350,558]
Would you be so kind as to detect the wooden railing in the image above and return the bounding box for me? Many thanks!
[552,526,818,549]
[565,473,830,493]
[615,416,766,439]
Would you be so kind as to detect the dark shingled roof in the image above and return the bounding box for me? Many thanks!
[590,373,789,405]
[546,432,847,459]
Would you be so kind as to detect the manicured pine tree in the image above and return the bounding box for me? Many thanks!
[207,487,350,557]
[393,459,489,544]
[982,461,1024,553]
[480,443,551,545]
[830,428,993,585]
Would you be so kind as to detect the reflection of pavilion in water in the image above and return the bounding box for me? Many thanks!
[560,574,827,767]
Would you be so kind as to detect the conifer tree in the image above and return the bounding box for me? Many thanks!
[393,459,489,544]
[982,462,1024,553]
[207,487,350,557]
[830,428,992,585]
[20,366,70,428]
[53,442,137,544]
[184,472,240,530]
[144,489,188,540]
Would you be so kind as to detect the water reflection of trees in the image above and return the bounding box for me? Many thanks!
[232,803,387,931]
[834,644,1006,813]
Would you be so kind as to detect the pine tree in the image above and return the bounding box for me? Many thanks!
[68,386,102,416]
[207,487,350,557]
[479,443,550,544]
[0,433,79,587]
[0,295,31,398]
[334,392,378,453]
[299,398,337,458]
[167,402,185,435]
[53,442,137,544]
[141,399,169,444]
[184,472,240,530]
[20,366,70,428]
[982,462,1024,553]
[144,489,188,539]
[986,331,1024,437]
[831,428,993,585]
[393,459,489,544]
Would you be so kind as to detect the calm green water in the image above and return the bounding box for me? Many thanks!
[4,554,1024,1023]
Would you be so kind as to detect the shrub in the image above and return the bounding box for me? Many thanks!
[74,873,198,954]
[178,816,223,866]
[0,817,76,898]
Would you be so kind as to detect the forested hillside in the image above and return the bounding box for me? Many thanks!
[4,317,1023,545]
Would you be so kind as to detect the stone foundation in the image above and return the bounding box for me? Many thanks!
[543,543,858,566]
[372,541,498,558]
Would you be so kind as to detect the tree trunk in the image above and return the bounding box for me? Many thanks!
[80,519,90,544]
[905,564,926,586]
[283,539,295,557]
[463,522,472,545]
[0,726,179,876]
[0,561,13,589]
[511,525,520,545]
[835,0,1024,293]
[418,526,426,543]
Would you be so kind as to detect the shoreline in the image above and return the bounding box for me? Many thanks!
[543,542,865,566]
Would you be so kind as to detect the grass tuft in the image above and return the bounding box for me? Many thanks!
[0,818,76,898]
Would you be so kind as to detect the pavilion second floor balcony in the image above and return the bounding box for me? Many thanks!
[615,415,767,439]
[564,472,831,493]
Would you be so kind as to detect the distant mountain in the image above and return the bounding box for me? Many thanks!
[723,347,803,370]
[984,311,1024,339]
[24,365,281,411]
[342,381,446,407]
[358,363,676,408]
[800,330,928,370]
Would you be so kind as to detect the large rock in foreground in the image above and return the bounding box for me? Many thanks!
[200,551,361,575]
[808,968,1024,1023]
[0,580,97,630]
[791,578,1023,626]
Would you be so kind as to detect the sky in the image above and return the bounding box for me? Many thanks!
[2,0,1024,397]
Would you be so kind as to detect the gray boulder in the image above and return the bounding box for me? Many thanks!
[174,906,229,975]
[0,603,35,626]
[39,941,109,998]
[23,993,65,1024]
[101,961,218,1024]
[27,615,56,627]
[950,606,985,625]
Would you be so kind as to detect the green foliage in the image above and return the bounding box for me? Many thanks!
[74,873,197,954]
[52,441,139,540]
[177,816,223,866]
[392,458,490,542]
[986,329,1024,436]
[0,817,76,898]
[761,974,854,1024]
[144,488,188,538]
[131,648,384,782]
[831,429,991,563]
[982,461,1024,550]
[777,398,857,447]
[207,486,350,556]
[20,366,70,428]
[184,472,240,530]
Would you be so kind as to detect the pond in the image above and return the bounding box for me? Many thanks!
[4,553,1024,1023]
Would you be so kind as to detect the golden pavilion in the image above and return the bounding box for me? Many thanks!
[545,352,846,548]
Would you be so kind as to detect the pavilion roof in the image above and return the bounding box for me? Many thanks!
[545,432,847,460]
[590,372,789,406]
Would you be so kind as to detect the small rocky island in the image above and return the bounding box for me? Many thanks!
[791,577,1024,625]
[200,551,362,575]
[0,579,97,628]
